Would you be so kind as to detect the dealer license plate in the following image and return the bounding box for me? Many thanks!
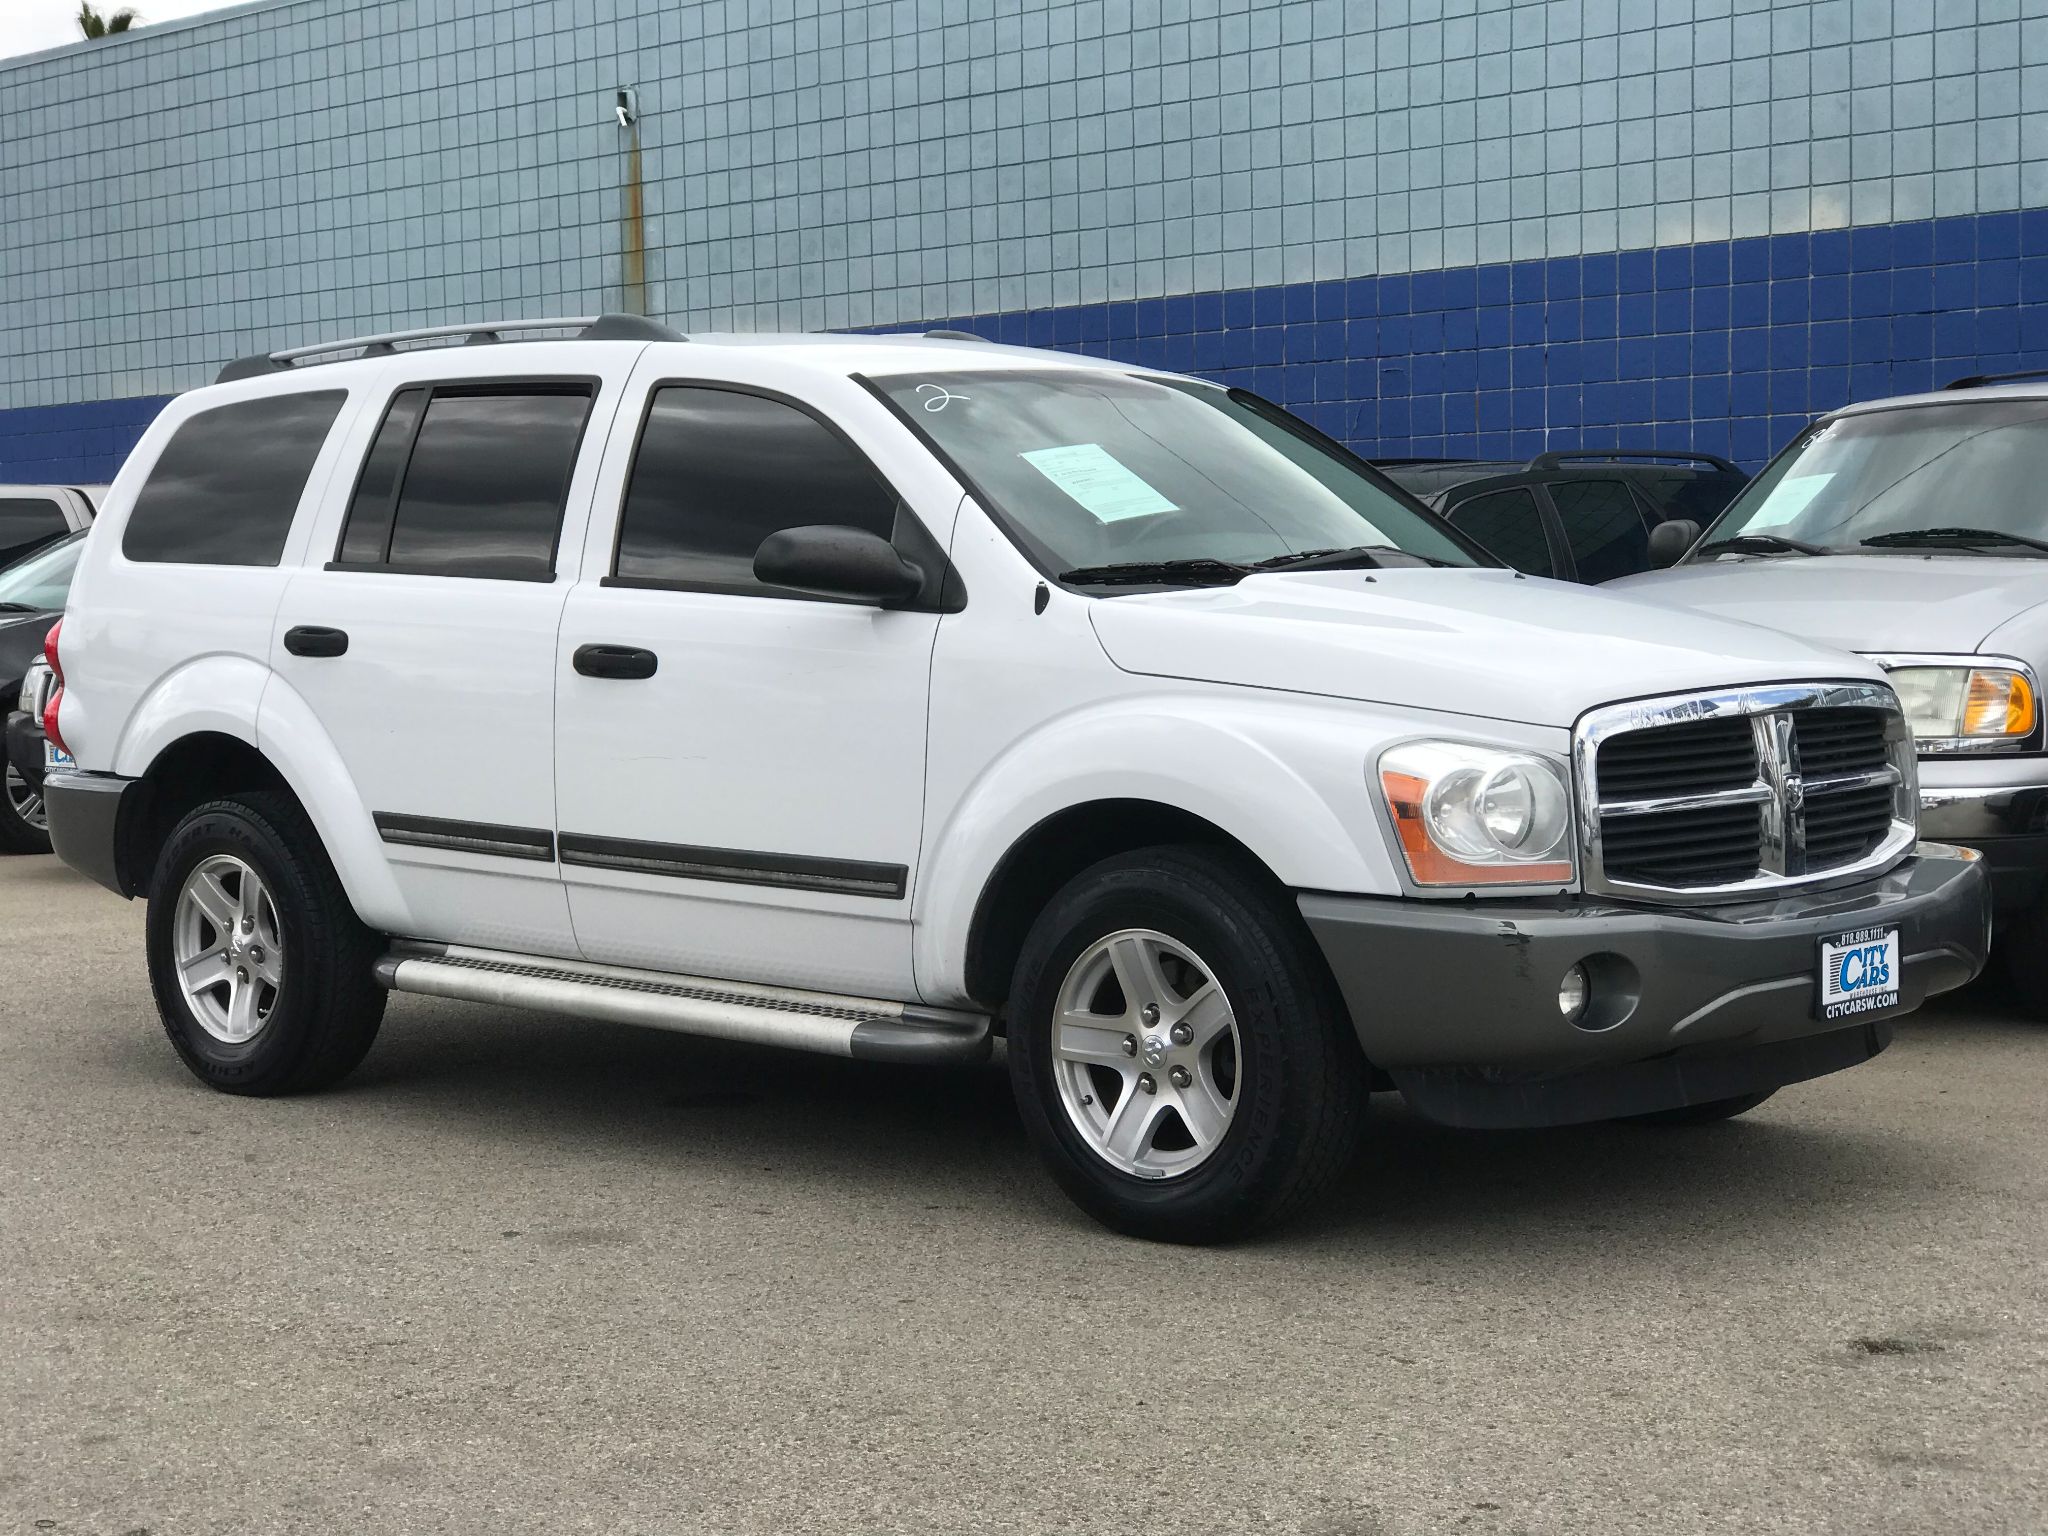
[44,742,71,771]
[1817,926,1901,1021]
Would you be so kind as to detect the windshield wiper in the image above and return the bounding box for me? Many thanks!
[1695,532,1833,558]
[0,602,42,614]
[1250,544,1458,572]
[1859,526,2048,556]
[1057,558,1251,587]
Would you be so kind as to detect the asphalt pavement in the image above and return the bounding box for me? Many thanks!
[2,853,2043,1535]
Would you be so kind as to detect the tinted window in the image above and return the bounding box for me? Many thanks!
[336,386,593,579]
[1550,479,1651,581]
[1447,489,1553,576]
[337,388,426,566]
[614,387,899,592]
[124,392,345,566]
[0,497,68,568]
[1634,471,1748,524]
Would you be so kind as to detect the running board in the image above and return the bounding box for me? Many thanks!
[373,941,991,1064]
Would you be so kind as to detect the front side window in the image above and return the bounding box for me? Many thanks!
[0,497,69,568]
[1706,400,2048,556]
[124,391,346,566]
[1548,480,1650,582]
[334,384,593,579]
[870,370,1478,583]
[0,529,84,611]
[1447,489,1555,577]
[613,386,900,593]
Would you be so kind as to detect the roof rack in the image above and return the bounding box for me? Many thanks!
[1528,448,1742,475]
[923,328,984,341]
[215,313,685,383]
[1943,368,2048,391]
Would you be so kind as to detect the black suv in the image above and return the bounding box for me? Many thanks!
[1376,450,1750,583]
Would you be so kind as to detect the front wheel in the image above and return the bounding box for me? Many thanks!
[145,792,385,1095]
[1006,846,1367,1243]
[0,761,51,855]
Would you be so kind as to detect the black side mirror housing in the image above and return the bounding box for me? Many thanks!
[1646,518,1702,569]
[753,525,924,606]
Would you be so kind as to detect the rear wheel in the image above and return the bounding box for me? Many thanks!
[0,762,50,855]
[1006,846,1367,1243]
[145,792,385,1094]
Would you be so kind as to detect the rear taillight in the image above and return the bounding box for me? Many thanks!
[41,618,67,757]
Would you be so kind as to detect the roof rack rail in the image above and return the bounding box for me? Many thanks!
[215,313,686,384]
[1528,448,1743,475]
[1943,368,2048,391]
[923,328,984,341]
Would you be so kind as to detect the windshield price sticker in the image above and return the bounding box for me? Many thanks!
[1817,926,1901,1020]
[1745,471,1834,531]
[1021,443,1179,523]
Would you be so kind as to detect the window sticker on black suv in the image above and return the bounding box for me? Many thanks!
[613,386,900,594]
[123,391,347,567]
[333,384,594,580]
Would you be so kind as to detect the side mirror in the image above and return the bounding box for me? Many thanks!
[1646,518,1701,569]
[753,525,923,606]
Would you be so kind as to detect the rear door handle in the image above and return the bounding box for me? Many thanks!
[284,625,349,658]
[573,643,658,680]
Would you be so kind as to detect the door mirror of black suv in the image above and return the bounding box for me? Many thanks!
[1646,518,1701,569]
[753,525,925,605]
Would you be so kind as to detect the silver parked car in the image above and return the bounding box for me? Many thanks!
[1611,374,2048,1006]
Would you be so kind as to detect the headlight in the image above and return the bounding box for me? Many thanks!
[1378,741,1575,888]
[1878,659,2038,752]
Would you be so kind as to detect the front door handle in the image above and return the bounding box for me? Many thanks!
[284,625,349,658]
[573,643,658,680]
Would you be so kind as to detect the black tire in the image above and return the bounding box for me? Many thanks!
[1995,903,2048,1017]
[1006,845,1368,1243]
[0,763,51,855]
[144,791,385,1095]
[1625,1090,1776,1126]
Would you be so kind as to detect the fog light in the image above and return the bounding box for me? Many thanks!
[1558,963,1590,1023]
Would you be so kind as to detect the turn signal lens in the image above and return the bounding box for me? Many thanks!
[1962,668,2035,737]
[1378,743,1575,888]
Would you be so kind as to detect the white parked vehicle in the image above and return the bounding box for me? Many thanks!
[42,317,1990,1240]
[1613,375,2048,1009]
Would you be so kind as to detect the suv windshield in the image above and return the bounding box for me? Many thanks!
[1704,398,2048,556]
[0,529,84,611]
[872,370,1481,582]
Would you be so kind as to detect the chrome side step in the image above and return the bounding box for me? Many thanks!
[373,941,991,1064]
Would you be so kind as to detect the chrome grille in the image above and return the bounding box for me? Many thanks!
[1575,683,1918,901]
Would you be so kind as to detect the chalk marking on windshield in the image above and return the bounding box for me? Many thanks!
[916,384,970,412]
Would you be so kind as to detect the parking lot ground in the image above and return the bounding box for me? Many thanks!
[1,852,2044,1536]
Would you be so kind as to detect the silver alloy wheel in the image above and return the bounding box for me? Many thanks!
[172,854,285,1044]
[1050,928,1241,1180]
[4,764,45,832]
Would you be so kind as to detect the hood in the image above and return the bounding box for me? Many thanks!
[1606,554,2048,655]
[1086,568,1882,729]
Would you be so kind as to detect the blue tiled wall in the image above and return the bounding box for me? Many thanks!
[5,207,2045,485]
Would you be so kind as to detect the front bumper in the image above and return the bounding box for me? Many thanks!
[5,709,45,793]
[1917,761,2048,913]
[1299,844,1989,1128]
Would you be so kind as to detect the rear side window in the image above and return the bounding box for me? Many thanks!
[123,391,346,566]
[0,497,68,567]
[334,384,594,580]
[612,386,899,594]
[1447,488,1554,577]
[1550,479,1651,582]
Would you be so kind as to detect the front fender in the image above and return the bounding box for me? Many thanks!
[913,692,1423,1005]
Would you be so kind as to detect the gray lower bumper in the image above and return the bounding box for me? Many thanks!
[1299,845,1990,1128]
[1919,779,2048,913]
[43,769,138,895]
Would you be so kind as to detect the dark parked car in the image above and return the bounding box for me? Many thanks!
[0,531,87,853]
[1375,451,1751,583]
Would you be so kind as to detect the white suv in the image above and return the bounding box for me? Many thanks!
[43,316,1990,1240]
